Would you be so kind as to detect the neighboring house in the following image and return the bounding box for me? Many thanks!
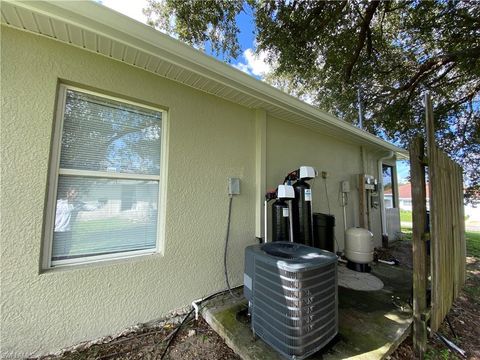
[384,183,430,211]
[466,204,480,224]
[1,1,407,357]
[387,183,479,224]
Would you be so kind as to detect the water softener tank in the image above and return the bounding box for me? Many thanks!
[345,227,374,272]
[292,179,313,246]
[313,213,335,252]
[272,199,290,242]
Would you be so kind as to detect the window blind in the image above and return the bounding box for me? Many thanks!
[51,88,162,265]
[60,90,162,175]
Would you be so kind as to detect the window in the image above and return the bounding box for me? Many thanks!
[382,165,396,209]
[44,85,165,267]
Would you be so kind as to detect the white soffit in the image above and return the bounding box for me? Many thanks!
[1,0,408,158]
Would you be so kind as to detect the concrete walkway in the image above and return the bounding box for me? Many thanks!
[202,263,413,360]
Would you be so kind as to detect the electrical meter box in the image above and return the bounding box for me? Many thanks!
[363,174,377,190]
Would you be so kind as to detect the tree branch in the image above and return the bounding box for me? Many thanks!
[436,83,480,113]
[344,1,380,82]
[398,46,480,92]
[426,63,456,87]
[366,26,373,59]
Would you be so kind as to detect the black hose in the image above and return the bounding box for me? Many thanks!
[159,286,242,360]
[160,307,195,360]
[224,195,239,298]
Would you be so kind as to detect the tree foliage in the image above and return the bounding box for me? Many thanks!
[62,90,162,175]
[144,0,480,201]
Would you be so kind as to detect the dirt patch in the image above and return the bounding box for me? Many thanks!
[375,239,413,269]
[166,319,240,360]
[34,317,239,360]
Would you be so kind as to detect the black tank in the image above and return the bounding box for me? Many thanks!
[272,199,290,242]
[292,179,313,246]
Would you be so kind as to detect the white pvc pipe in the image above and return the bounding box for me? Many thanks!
[191,286,243,320]
[288,200,294,242]
[192,298,201,321]
[264,199,268,243]
[378,151,394,236]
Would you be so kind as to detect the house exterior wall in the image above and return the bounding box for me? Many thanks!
[1,26,401,357]
[266,116,386,250]
[1,27,256,357]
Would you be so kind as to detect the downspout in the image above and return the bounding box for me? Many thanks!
[378,151,394,241]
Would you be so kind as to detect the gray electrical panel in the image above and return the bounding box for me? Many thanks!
[244,242,338,360]
[228,177,240,195]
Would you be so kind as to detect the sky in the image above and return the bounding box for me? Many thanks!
[98,0,270,78]
[98,0,410,183]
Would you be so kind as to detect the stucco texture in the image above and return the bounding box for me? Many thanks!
[1,26,399,358]
[266,116,384,250]
[1,27,256,357]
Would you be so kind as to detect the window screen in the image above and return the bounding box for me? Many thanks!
[49,87,163,266]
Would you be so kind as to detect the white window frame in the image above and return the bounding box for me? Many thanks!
[382,164,397,209]
[43,84,168,269]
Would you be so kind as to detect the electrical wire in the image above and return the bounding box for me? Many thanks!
[159,286,242,360]
[333,233,340,255]
[322,177,340,252]
[224,195,239,298]
[323,178,331,215]
[160,193,241,359]
[160,307,195,360]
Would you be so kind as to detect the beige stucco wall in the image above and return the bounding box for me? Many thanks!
[1,26,401,357]
[266,116,388,250]
[1,27,256,357]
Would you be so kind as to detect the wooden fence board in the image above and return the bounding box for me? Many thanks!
[436,149,466,326]
[424,94,466,332]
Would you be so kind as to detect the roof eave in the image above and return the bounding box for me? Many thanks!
[2,0,408,158]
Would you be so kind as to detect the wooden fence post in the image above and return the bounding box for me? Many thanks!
[410,136,428,358]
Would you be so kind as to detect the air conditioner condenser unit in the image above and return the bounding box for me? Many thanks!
[244,242,338,360]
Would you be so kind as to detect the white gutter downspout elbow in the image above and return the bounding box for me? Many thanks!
[378,151,394,237]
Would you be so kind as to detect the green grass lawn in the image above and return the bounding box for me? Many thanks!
[66,218,156,257]
[400,210,413,223]
[401,227,480,258]
[400,227,412,241]
[466,231,480,258]
[74,217,141,232]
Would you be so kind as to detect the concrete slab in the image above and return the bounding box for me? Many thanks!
[201,263,413,360]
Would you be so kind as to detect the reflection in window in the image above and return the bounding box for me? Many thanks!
[60,90,161,175]
[48,86,163,267]
[383,165,396,209]
[52,177,158,261]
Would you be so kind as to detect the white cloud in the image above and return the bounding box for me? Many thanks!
[232,62,250,73]
[98,0,149,24]
[233,48,272,78]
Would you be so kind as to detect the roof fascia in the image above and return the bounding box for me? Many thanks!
[6,0,408,157]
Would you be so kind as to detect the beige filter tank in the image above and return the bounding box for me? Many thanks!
[345,227,374,264]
